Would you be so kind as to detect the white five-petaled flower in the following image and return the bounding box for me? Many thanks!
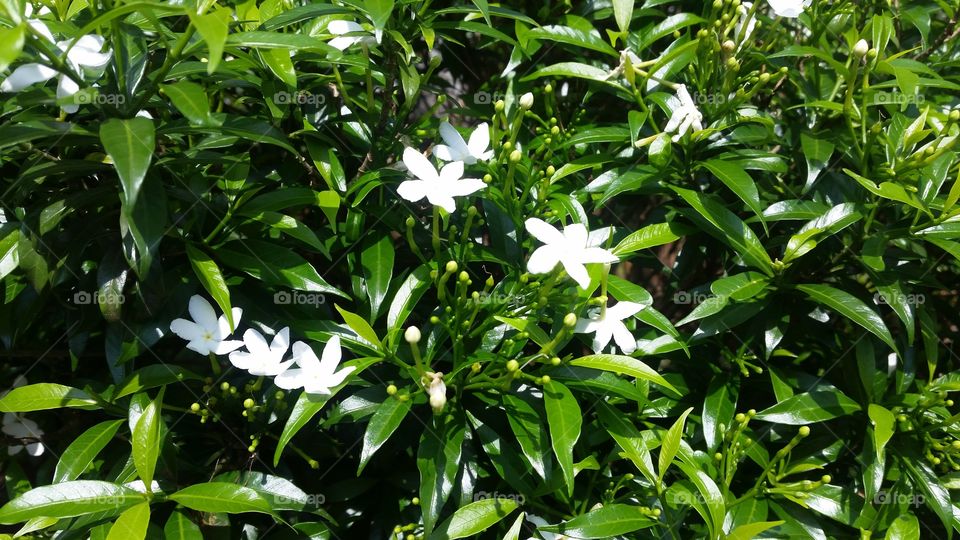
[575,301,645,354]
[228,327,294,376]
[433,121,493,164]
[524,218,618,289]
[397,147,486,213]
[2,413,44,456]
[326,20,376,50]
[169,295,244,355]
[768,0,810,18]
[0,15,112,114]
[664,84,703,142]
[274,336,355,395]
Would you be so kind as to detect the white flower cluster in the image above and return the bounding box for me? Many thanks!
[397,122,490,213]
[169,296,354,395]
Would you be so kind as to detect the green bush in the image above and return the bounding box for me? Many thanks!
[0,0,958,538]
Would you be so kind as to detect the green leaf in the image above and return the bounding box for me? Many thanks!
[796,284,898,353]
[428,497,519,540]
[543,381,582,497]
[540,504,655,538]
[800,134,835,192]
[105,502,149,540]
[502,393,551,480]
[612,222,690,256]
[727,521,785,540]
[163,509,202,540]
[702,375,737,452]
[359,396,412,474]
[755,390,861,424]
[216,239,347,298]
[360,235,395,320]
[114,365,201,399]
[0,481,143,524]
[526,25,618,57]
[0,24,25,73]
[132,394,163,491]
[596,403,657,483]
[53,419,124,483]
[502,512,525,540]
[188,6,231,74]
[168,482,273,515]
[186,244,235,331]
[569,355,678,395]
[364,0,394,33]
[274,391,339,466]
[160,81,214,126]
[884,513,919,540]
[387,264,432,332]
[670,186,773,275]
[335,304,381,349]
[100,118,155,208]
[417,416,465,536]
[612,0,634,33]
[868,404,895,460]
[658,407,692,485]
[0,383,98,412]
[700,159,765,224]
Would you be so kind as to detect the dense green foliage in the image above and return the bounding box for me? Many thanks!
[1,0,960,538]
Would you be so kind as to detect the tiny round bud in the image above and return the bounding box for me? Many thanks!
[387,384,398,395]
[429,315,440,324]
[821,474,832,483]
[866,48,878,59]
[411,497,420,505]
[445,260,458,273]
[759,73,771,84]
[485,276,495,287]
[248,445,256,452]
[541,375,551,384]
[404,326,422,344]
[779,66,788,74]
[309,459,319,469]
[482,174,493,183]
[494,100,505,112]
[506,359,520,372]
[550,126,560,136]
[950,110,960,122]
[190,403,201,412]
[509,150,522,163]
[735,413,746,423]
[852,39,869,58]
[798,426,811,437]
[550,356,561,366]
[471,362,482,373]
[519,92,534,110]
[714,452,723,461]
[220,382,230,391]
[275,390,285,400]
[747,409,756,417]
[563,313,578,327]
[546,165,556,176]
[405,216,415,228]
[544,83,553,93]
[243,398,255,409]
[458,271,469,283]
[726,57,739,71]
[952,440,960,450]
[722,40,735,53]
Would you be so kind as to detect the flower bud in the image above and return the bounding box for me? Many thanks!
[722,40,735,53]
[506,359,520,372]
[404,326,422,344]
[540,375,551,384]
[426,372,446,413]
[509,150,522,163]
[445,260,458,273]
[798,426,811,437]
[519,92,534,110]
[243,398,255,409]
[190,403,201,412]
[853,39,869,58]
[494,99,505,112]
[387,384,398,395]
[563,313,578,327]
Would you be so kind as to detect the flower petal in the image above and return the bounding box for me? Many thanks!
[467,122,490,158]
[228,350,255,371]
[0,63,57,92]
[170,319,205,343]
[526,245,561,274]
[319,335,342,374]
[187,295,218,330]
[426,193,456,213]
[185,340,213,355]
[402,147,439,182]
[524,218,565,245]
[271,327,290,354]
[563,223,589,248]
[322,365,356,389]
[292,341,321,371]
[66,35,111,68]
[212,339,244,355]
[397,179,429,203]
[580,247,619,265]
[242,328,270,357]
[606,301,645,320]
[592,323,614,353]
[328,20,363,35]
[560,257,591,289]
[432,144,459,162]
[57,75,80,113]
[448,178,486,197]
[438,160,464,183]
[439,121,470,154]
[275,369,305,390]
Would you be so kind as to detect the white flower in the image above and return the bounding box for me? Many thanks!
[3,413,44,456]
[228,327,294,376]
[169,295,243,355]
[664,84,703,142]
[433,122,493,164]
[607,49,643,79]
[575,301,645,354]
[768,0,810,18]
[524,218,618,289]
[326,20,375,50]
[0,25,112,114]
[274,336,355,395]
[519,92,534,110]
[397,147,485,213]
[425,372,446,413]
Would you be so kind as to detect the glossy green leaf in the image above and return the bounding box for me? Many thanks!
[161,81,214,126]
[0,383,98,412]
[168,482,273,515]
[360,235,395,320]
[0,481,143,524]
[569,355,678,395]
[658,407,692,485]
[105,502,149,540]
[100,118,155,208]
[796,284,898,353]
[53,419,124,483]
[186,244,234,331]
[540,504,655,538]
[188,6,231,74]
[428,497,519,540]
[358,396,412,474]
[543,381,582,497]
[755,390,860,424]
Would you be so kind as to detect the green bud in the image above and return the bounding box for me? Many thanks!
[243,398,255,409]
[506,359,520,372]
[509,150,522,163]
[494,99,505,112]
[563,313,578,327]
[798,426,811,437]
